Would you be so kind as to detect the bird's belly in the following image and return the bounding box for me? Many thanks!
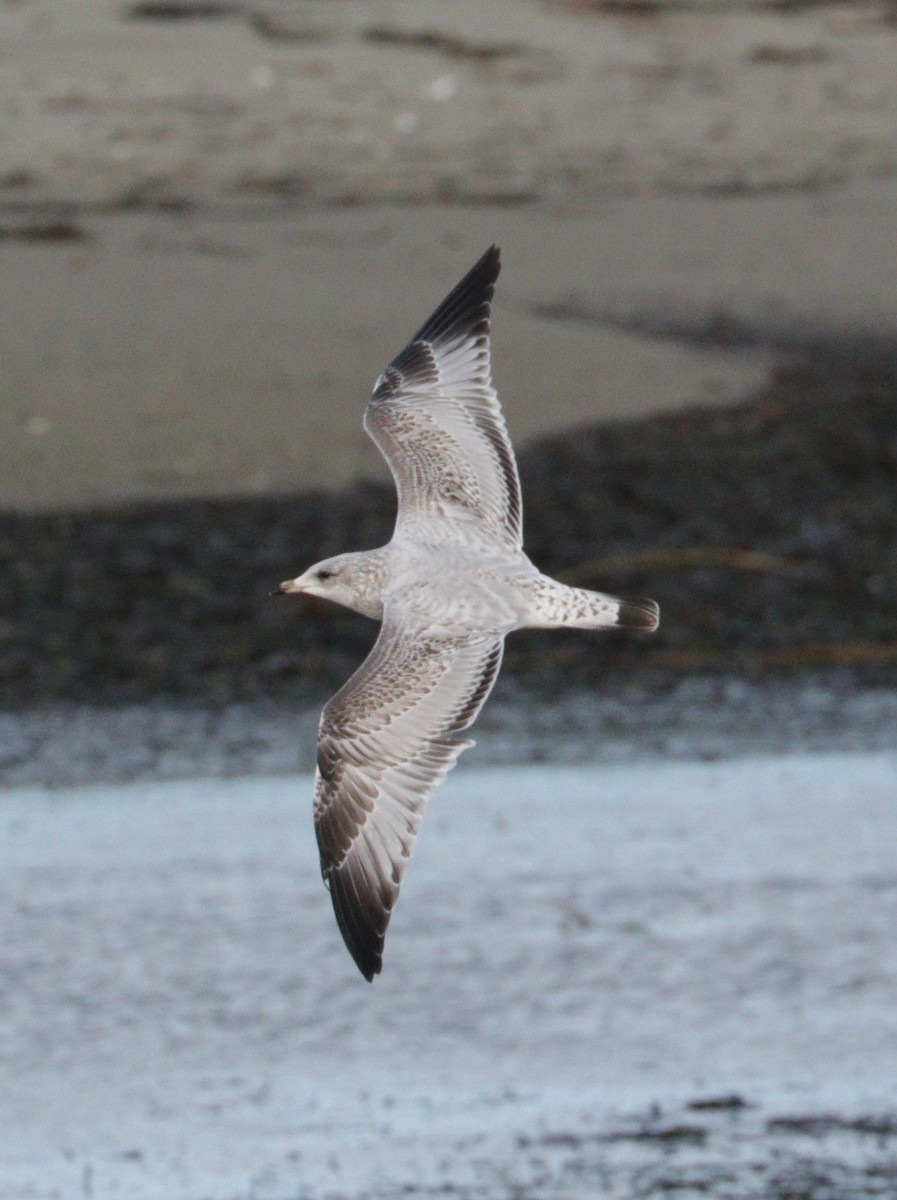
[387,543,528,633]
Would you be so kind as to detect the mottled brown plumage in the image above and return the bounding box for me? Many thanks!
[277,247,659,980]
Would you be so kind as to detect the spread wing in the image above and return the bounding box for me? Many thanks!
[314,610,505,980]
[364,245,523,548]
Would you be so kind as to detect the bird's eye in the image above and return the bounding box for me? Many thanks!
[317,569,334,581]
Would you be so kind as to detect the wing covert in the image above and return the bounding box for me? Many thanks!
[364,246,523,547]
[314,611,505,980]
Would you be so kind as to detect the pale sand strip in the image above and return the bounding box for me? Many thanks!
[5,185,897,511]
[3,0,897,510]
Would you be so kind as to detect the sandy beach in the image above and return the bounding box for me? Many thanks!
[3,0,897,510]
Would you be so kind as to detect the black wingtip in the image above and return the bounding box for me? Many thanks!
[412,245,502,348]
[328,867,386,983]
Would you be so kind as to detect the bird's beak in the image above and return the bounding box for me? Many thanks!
[269,578,304,597]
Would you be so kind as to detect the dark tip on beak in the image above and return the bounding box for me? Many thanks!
[268,583,288,598]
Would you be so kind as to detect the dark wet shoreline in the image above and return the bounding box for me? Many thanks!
[2,349,895,711]
[2,674,895,788]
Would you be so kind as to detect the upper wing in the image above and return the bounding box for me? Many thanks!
[364,245,523,548]
[314,610,505,980]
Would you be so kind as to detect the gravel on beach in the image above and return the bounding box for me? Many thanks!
[2,345,896,783]
[2,348,896,707]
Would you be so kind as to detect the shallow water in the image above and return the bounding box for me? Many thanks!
[3,754,896,1197]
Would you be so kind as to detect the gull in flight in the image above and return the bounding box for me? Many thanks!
[276,247,659,980]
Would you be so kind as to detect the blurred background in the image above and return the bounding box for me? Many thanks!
[2,0,896,781]
[3,5,897,1198]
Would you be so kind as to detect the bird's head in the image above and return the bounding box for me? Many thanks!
[273,552,384,618]
[276,553,352,600]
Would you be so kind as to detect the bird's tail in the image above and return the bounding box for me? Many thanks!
[522,577,659,632]
[569,588,659,632]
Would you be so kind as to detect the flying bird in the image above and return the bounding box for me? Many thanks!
[276,247,659,980]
